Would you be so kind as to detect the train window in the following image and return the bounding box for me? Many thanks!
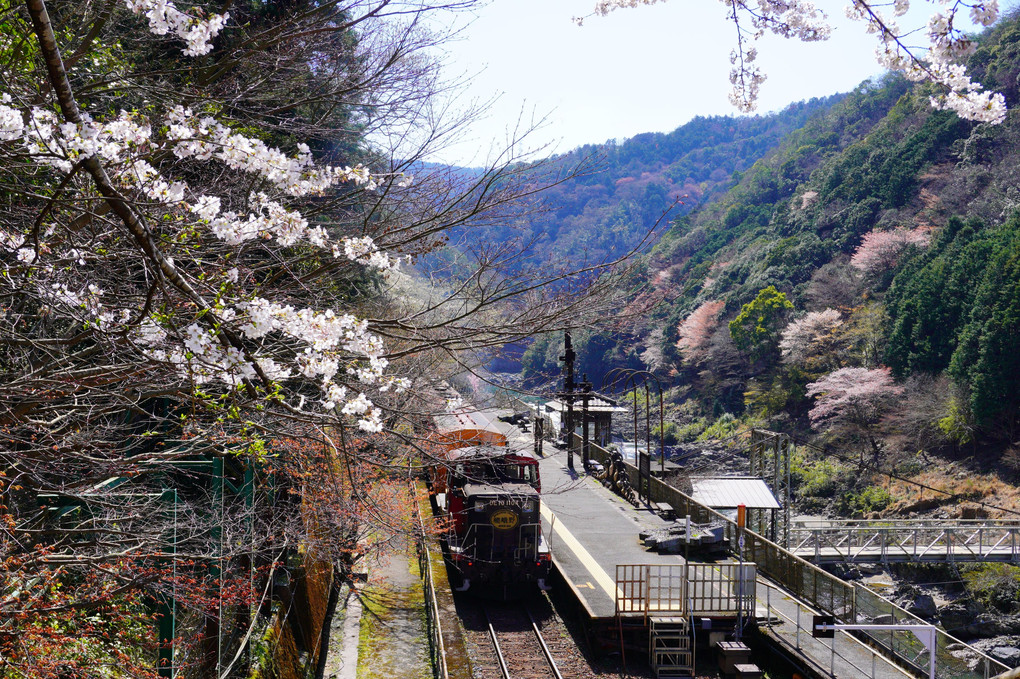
[451,463,466,488]
[492,462,537,484]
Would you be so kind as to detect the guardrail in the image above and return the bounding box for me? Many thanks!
[413,482,448,679]
[582,437,1008,679]
[789,520,1020,564]
[614,563,757,618]
[758,579,915,679]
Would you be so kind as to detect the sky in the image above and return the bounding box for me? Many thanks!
[425,0,1009,166]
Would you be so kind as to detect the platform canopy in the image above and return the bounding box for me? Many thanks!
[543,393,625,414]
[690,477,781,510]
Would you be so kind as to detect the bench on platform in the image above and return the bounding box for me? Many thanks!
[652,501,676,521]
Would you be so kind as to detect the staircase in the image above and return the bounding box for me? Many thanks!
[649,616,694,678]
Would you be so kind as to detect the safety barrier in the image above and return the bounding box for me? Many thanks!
[582,437,1008,679]
[790,520,1020,564]
[413,483,448,679]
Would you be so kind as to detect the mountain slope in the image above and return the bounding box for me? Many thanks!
[611,16,1020,447]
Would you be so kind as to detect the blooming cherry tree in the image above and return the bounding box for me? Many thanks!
[676,299,726,363]
[779,307,844,365]
[806,366,903,460]
[2,0,626,673]
[850,226,932,276]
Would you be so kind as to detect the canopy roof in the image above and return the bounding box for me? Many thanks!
[690,477,781,510]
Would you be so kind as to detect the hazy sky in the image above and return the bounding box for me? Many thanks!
[427,0,1007,166]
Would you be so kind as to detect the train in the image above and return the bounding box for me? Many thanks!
[430,407,552,596]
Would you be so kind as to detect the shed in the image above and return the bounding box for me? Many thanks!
[542,392,625,446]
[690,476,781,539]
[689,477,781,510]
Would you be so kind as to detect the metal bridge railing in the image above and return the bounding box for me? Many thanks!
[583,438,1009,679]
[789,520,1020,564]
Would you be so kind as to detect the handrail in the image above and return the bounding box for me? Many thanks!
[788,522,1020,563]
[413,482,448,679]
[758,580,914,679]
[581,436,1008,679]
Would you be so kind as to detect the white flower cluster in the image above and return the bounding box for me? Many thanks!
[123,0,229,56]
[724,1,829,111]
[237,297,401,431]
[0,94,23,141]
[926,60,1007,124]
[0,97,405,434]
[728,49,765,113]
[586,0,1007,123]
[848,0,1006,124]
[0,101,399,271]
[732,0,829,41]
[37,281,106,320]
[119,296,401,432]
[589,0,667,18]
[167,106,375,197]
[0,104,153,174]
[340,236,393,270]
[585,1,828,111]
[589,0,828,38]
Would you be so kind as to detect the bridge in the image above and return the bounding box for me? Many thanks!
[789,519,1020,564]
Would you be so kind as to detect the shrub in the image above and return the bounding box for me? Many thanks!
[960,563,1020,614]
[676,418,709,443]
[837,484,893,516]
[697,413,743,442]
[791,454,842,498]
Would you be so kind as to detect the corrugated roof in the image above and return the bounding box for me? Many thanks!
[690,477,781,510]
[544,398,625,414]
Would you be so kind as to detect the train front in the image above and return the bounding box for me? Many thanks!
[447,481,551,596]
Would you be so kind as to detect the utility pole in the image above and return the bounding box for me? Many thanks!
[559,332,576,471]
[581,374,592,470]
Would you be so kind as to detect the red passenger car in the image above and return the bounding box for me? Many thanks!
[431,407,551,597]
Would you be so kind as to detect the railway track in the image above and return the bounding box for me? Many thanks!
[454,592,593,679]
[484,602,563,679]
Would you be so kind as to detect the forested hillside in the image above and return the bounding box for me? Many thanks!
[525,15,1020,460]
[451,96,843,274]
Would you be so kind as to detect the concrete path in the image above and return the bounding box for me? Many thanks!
[320,536,431,679]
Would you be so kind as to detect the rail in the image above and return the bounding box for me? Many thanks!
[615,563,756,618]
[484,603,564,679]
[758,579,915,679]
[413,482,448,679]
[789,519,1020,564]
[582,436,1009,679]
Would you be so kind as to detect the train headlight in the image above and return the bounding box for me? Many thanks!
[474,501,486,512]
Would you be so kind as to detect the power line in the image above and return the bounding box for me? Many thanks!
[789,435,1020,519]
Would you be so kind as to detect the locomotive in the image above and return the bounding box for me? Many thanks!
[431,407,551,596]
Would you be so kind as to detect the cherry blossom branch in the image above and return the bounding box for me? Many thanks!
[583,0,1005,122]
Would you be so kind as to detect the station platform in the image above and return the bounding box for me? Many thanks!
[533,443,914,679]
[539,452,671,618]
[537,446,748,622]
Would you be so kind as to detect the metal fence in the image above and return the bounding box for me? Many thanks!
[758,580,915,679]
[583,438,1009,679]
[413,482,448,679]
[789,520,1020,564]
